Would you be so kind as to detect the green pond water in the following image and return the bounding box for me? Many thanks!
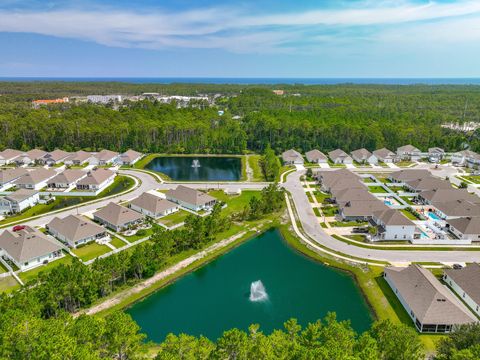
[145,156,241,181]
[126,229,373,342]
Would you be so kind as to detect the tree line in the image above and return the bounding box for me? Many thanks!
[1,84,480,154]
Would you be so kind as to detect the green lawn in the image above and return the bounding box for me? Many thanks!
[368,185,389,193]
[208,190,259,216]
[362,177,375,183]
[396,161,415,167]
[327,160,346,168]
[72,243,111,262]
[313,191,330,204]
[0,262,8,274]
[400,209,419,220]
[110,236,127,248]
[0,276,19,293]
[158,209,192,227]
[18,252,74,283]
[463,176,480,184]
[306,192,314,203]
[388,186,404,193]
[313,207,321,217]
[248,155,265,181]
[400,196,414,205]
[0,176,134,227]
[346,234,367,242]
[321,205,338,216]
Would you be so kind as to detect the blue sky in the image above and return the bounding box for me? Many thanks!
[1,0,480,77]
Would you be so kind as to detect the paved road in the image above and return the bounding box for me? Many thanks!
[284,170,480,263]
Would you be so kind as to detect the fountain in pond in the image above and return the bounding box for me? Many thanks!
[249,280,268,302]
[191,159,201,168]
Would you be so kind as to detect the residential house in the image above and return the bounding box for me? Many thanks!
[0,226,63,271]
[431,200,480,220]
[40,149,71,165]
[15,149,47,165]
[373,148,397,163]
[447,217,480,241]
[0,189,39,214]
[47,169,87,189]
[47,214,108,248]
[281,149,304,165]
[305,149,328,164]
[88,149,119,166]
[396,145,422,161]
[428,147,445,163]
[328,149,353,164]
[417,189,480,207]
[93,202,144,232]
[130,192,179,218]
[350,148,378,165]
[76,168,115,192]
[64,150,92,166]
[0,149,22,165]
[388,169,431,183]
[331,188,377,205]
[14,168,57,190]
[371,209,417,241]
[166,185,217,212]
[404,176,452,192]
[0,168,28,190]
[117,149,143,166]
[444,263,480,316]
[338,200,389,221]
[384,265,476,333]
[452,150,479,166]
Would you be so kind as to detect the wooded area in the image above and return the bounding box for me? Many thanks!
[1,82,480,154]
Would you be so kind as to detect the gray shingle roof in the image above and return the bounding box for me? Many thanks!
[432,200,480,218]
[373,147,395,159]
[166,185,217,207]
[385,265,476,325]
[0,226,63,263]
[444,263,480,306]
[130,192,178,214]
[389,169,431,182]
[447,217,480,235]
[0,168,28,185]
[281,149,303,162]
[4,189,38,202]
[14,168,57,185]
[93,202,144,227]
[48,169,86,184]
[397,144,421,153]
[77,168,115,186]
[351,148,372,161]
[328,149,349,161]
[305,149,327,162]
[0,149,22,161]
[47,215,106,245]
[120,149,142,163]
[373,209,415,226]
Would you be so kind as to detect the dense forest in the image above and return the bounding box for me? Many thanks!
[1,82,480,154]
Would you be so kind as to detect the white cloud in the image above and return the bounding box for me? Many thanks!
[0,1,479,53]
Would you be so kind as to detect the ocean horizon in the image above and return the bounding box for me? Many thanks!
[1,77,480,85]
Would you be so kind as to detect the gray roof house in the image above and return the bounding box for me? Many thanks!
[47,214,108,248]
[404,176,452,192]
[14,168,57,190]
[89,149,119,165]
[339,200,389,221]
[396,144,422,161]
[93,202,144,232]
[444,263,480,317]
[388,169,431,183]
[0,189,39,214]
[428,147,445,162]
[130,192,179,219]
[166,185,217,212]
[0,168,28,188]
[305,149,328,164]
[47,169,87,189]
[451,150,478,167]
[350,148,378,165]
[16,149,47,165]
[418,189,480,206]
[384,265,476,333]
[371,209,417,241]
[76,168,115,192]
[117,149,143,165]
[281,149,304,165]
[373,148,397,163]
[447,217,480,241]
[64,150,92,165]
[328,149,353,164]
[0,226,63,270]
[40,149,71,165]
[431,200,480,220]
[0,149,22,165]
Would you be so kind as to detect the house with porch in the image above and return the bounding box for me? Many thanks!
[305,149,328,164]
[93,202,144,232]
[0,189,39,214]
[0,226,64,271]
[13,168,57,190]
[428,147,445,163]
[396,145,422,161]
[15,149,47,165]
[40,149,71,165]
[328,149,353,164]
[117,149,143,166]
[0,149,22,165]
[166,185,217,212]
[384,265,476,333]
[447,217,480,242]
[373,148,397,163]
[130,192,179,219]
[370,209,417,241]
[0,168,28,191]
[64,150,92,166]
[47,169,87,189]
[350,148,378,165]
[76,168,115,192]
[47,214,109,248]
[88,149,119,166]
[281,149,304,165]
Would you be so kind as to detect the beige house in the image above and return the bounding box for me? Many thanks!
[40,149,71,165]
[76,168,115,192]
[350,148,378,165]
[396,144,422,161]
[0,189,39,214]
[47,169,87,189]
[47,214,108,248]
[64,150,92,166]
[14,168,57,190]
[328,149,353,164]
[89,150,119,165]
[373,148,397,163]
[130,192,179,218]
[0,149,22,165]
[117,149,143,165]
[281,149,304,165]
[93,202,144,231]
[0,168,28,190]
[15,149,47,165]
[305,149,328,164]
[0,226,64,271]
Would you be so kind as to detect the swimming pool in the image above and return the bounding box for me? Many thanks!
[384,200,393,206]
[428,212,441,221]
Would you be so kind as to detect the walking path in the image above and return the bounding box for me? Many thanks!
[79,229,250,316]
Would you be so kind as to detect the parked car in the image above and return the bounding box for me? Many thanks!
[352,227,369,234]
[452,264,463,270]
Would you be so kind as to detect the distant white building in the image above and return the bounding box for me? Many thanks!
[0,189,39,214]
[87,95,122,104]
